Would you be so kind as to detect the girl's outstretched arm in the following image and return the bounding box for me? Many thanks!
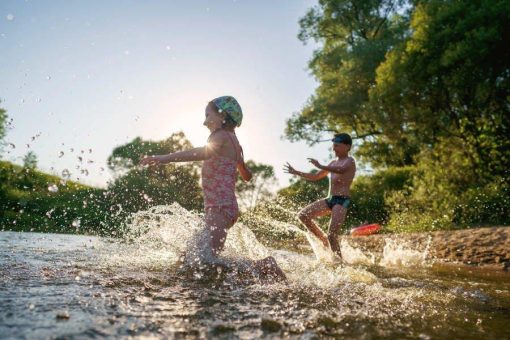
[283,162,328,181]
[140,147,208,166]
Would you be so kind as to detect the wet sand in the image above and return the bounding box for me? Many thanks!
[345,226,510,270]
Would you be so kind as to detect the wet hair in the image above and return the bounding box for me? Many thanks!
[332,133,352,145]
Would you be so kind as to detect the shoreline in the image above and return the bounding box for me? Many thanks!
[344,226,510,271]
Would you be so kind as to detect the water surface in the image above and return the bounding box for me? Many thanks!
[1,205,509,339]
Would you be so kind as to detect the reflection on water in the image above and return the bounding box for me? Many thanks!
[1,204,509,338]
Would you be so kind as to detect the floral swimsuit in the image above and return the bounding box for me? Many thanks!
[201,130,241,223]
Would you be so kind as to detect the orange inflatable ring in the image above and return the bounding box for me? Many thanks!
[350,223,381,236]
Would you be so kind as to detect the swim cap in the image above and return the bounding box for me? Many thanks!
[332,133,352,145]
[211,96,243,127]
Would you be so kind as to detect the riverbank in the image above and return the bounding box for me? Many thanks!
[345,226,510,270]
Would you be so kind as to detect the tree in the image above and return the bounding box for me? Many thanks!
[287,0,411,167]
[371,0,510,179]
[104,132,203,227]
[0,104,8,155]
[236,160,277,210]
[22,151,38,170]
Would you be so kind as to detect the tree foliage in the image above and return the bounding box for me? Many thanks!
[105,132,203,226]
[290,0,510,175]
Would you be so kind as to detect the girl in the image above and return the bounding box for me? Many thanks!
[140,96,286,280]
[284,133,356,260]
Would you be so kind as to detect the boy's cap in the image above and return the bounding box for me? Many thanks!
[332,133,352,145]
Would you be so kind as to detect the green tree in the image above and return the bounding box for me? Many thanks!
[287,0,411,167]
[372,0,510,179]
[104,132,203,229]
[22,151,38,170]
[0,104,8,155]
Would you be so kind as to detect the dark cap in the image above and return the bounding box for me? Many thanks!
[331,133,352,145]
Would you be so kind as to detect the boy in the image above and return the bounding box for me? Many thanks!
[284,133,356,259]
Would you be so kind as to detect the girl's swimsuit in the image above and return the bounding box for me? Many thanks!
[201,130,241,223]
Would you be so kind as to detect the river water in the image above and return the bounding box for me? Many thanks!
[1,204,509,339]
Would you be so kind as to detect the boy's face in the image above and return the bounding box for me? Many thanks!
[203,103,224,132]
[333,142,350,156]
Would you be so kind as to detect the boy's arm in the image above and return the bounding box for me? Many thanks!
[284,162,329,181]
[310,158,354,174]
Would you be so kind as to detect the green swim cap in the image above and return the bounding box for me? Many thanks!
[211,96,243,127]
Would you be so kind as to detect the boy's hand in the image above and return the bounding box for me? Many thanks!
[283,162,297,175]
[139,155,161,166]
[307,158,321,168]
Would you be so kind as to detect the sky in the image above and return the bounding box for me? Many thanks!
[0,0,339,189]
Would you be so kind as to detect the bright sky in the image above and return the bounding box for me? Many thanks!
[0,0,338,189]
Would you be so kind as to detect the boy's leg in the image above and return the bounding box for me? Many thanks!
[204,208,234,256]
[328,205,348,257]
[298,199,331,247]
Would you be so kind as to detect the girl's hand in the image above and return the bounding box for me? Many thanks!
[238,161,253,181]
[139,155,161,166]
[307,158,321,168]
[283,162,298,175]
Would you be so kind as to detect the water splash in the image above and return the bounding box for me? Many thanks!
[47,184,59,193]
[105,204,381,287]
[380,237,431,267]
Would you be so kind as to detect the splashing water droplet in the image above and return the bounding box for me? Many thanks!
[77,156,83,162]
[166,45,171,51]
[48,184,59,193]
[8,143,15,149]
[6,14,14,21]
[62,169,71,179]
[46,76,51,80]
[72,219,81,228]
[88,149,92,153]
[46,209,54,218]
[58,151,64,158]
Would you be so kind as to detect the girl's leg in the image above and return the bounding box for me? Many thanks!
[253,256,287,282]
[204,208,235,256]
[327,205,348,257]
[298,199,331,247]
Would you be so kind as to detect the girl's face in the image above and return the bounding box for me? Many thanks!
[203,103,224,132]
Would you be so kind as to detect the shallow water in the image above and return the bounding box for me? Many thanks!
[1,204,510,339]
